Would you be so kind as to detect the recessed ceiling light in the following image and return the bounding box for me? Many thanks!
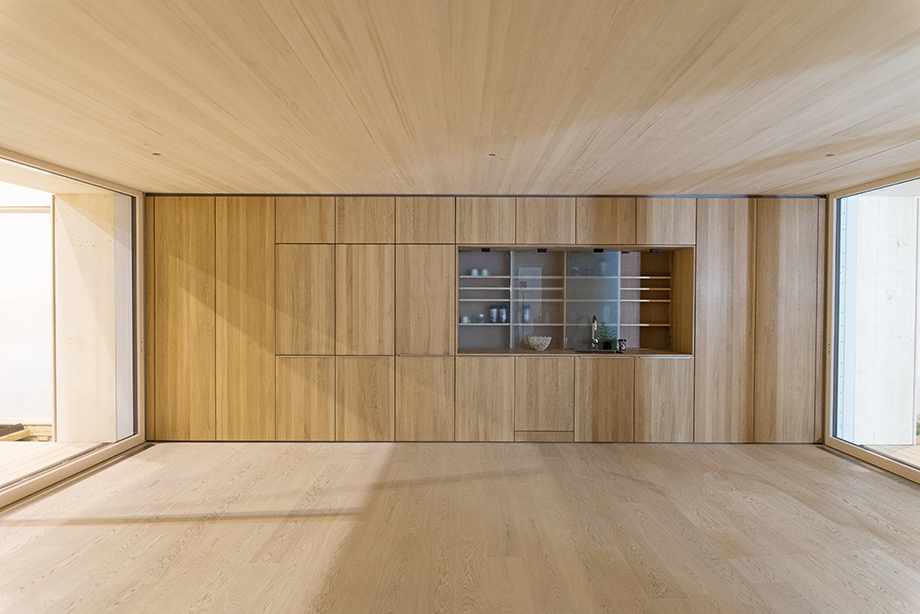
[826,153,835,157]
[152,152,161,156]
[487,153,496,157]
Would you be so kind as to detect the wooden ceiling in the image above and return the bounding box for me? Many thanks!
[2,0,920,196]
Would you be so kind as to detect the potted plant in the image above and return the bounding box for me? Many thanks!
[597,323,615,350]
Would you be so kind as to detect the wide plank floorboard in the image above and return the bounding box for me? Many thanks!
[0,443,919,613]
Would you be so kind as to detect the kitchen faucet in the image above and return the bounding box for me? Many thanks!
[591,315,598,349]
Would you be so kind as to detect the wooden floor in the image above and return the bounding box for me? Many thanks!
[866,443,920,469]
[0,441,103,488]
[1,443,919,613]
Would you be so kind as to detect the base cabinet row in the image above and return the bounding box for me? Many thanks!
[274,355,693,442]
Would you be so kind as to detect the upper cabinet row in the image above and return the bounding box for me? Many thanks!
[274,196,696,245]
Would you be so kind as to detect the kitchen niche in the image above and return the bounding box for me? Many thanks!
[457,247,693,354]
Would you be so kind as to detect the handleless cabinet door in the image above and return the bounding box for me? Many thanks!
[336,357,395,441]
[276,356,334,441]
[516,197,575,244]
[336,244,395,355]
[336,197,395,243]
[216,196,275,441]
[396,244,455,355]
[636,198,696,245]
[514,356,575,431]
[456,357,514,441]
[275,196,335,243]
[457,197,515,244]
[396,356,455,441]
[397,197,455,243]
[275,244,335,355]
[635,357,694,442]
[153,196,216,441]
[575,357,634,442]
[576,197,637,245]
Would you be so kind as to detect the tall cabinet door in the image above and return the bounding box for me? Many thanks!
[216,196,275,440]
[694,198,756,442]
[635,357,694,442]
[336,244,396,355]
[754,198,822,443]
[275,244,335,355]
[396,244,455,355]
[575,357,634,442]
[456,357,514,441]
[153,196,216,441]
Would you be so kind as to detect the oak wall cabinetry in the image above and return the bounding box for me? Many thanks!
[147,194,825,445]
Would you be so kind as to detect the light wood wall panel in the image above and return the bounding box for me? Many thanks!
[335,244,395,355]
[396,357,454,441]
[694,198,755,442]
[635,357,694,442]
[456,197,515,244]
[335,357,395,441]
[276,356,334,441]
[144,196,156,441]
[275,196,335,243]
[54,193,117,443]
[275,244,335,355]
[396,197,455,243]
[575,357,634,442]
[576,197,636,244]
[515,197,576,244]
[216,196,275,441]
[336,197,395,243]
[456,357,514,441]
[153,196,215,441]
[637,198,696,245]
[754,197,821,443]
[396,244,455,355]
[514,357,575,431]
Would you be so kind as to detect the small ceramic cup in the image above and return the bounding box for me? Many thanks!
[471,269,480,276]
[481,269,489,276]
[460,316,470,324]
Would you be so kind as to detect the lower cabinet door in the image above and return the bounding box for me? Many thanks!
[396,357,455,441]
[275,357,335,441]
[575,357,635,442]
[455,357,514,441]
[635,357,694,442]
[335,357,395,441]
[514,357,575,432]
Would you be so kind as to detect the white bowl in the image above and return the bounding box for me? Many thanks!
[527,335,552,351]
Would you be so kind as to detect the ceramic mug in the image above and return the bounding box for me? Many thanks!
[460,316,470,323]
[471,269,480,276]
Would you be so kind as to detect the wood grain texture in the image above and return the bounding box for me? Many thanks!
[396,357,455,441]
[694,198,756,442]
[396,244,455,355]
[275,356,334,441]
[335,244,395,355]
[396,196,455,243]
[514,357,575,431]
[7,443,920,613]
[515,197,575,244]
[53,193,117,443]
[671,248,695,355]
[336,197,395,243]
[754,198,820,443]
[153,196,215,441]
[216,196,275,441]
[635,357,694,442]
[576,197,636,244]
[456,197,515,244]
[275,196,334,243]
[514,431,574,442]
[144,196,155,441]
[637,198,696,245]
[575,357,634,442]
[275,244,335,355]
[335,357,395,441]
[814,198,827,443]
[5,3,920,197]
[455,356,514,441]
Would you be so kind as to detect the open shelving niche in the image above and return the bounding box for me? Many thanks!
[457,247,693,353]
